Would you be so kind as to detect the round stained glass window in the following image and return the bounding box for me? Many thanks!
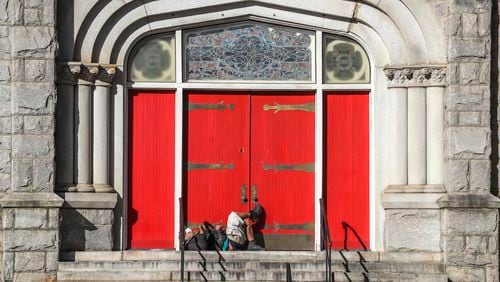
[324,36,370,84]
[129,35,175,82]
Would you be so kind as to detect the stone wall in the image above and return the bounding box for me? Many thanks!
[0,0,59,281]
[443,0,500,281]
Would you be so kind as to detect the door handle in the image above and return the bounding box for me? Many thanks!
[251,185,258,202]
[241,185,248,203]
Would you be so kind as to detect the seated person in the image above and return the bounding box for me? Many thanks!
[225,203,264,251]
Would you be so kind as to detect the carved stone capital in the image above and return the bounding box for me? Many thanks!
[79,63,100,83]
[384,65,447,88]
[57,62,80,84]
[96,64,117,85]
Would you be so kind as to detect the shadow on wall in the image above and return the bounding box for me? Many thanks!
[60,209,114,251]
[491,0,499,196]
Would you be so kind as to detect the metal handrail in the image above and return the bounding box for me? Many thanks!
[179,197,185,282]
[320,198,332,282]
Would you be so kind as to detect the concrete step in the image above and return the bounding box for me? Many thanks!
[58,270,327,281]
[333,271,449,282]
[58,260,444,274]
[60,250,443,263]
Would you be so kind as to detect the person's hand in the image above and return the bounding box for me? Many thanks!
[244,218,254,225]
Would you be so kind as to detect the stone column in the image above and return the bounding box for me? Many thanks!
[407,86,427,184]
[55,63,78,192]
[74,64,99,192]
[426,85,445,185]
[93,65,116,193]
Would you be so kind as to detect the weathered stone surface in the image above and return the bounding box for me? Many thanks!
[3,208,14,229]
[448,38,487,59]
[487,236,497,253]
[81,209,114,226]
[85,226,114,251]
[42,115,54,134]
[386,209,441,251]
[0,135,11,149]
[25,60,47,82]
[461,14,478,37]
[448,127,490,159]
[14,208,46,228]
[446,160,469,192]
[24,8,41,25]
[486,266,499,282]
[32,158,53,191]
[466,236,488,254]
[12,116,22,134]
[12,135,53,158]
[459,111,481,125]
[11,27,55,58]
[0,60,10,82]
[45,251,58,272]
[0,149,12,174]
[0,172,10,191]
[460,63,480,84]
[469,160,491,192]
[12,158,32,191]
[0,84,11,116]
[0,0,8,23]
[11,0,24,25]
[23,116,42,134]
[13,272,55,282]
[447,266,485,281]
[444,209,498,235]
[447,85,489,110]
[47,208,59,229]
[12,83,54,114]
[0,116,11,134]
[14,252,44,272]
[3,252,14,280]
[4,230,57,251]
[444,236,465,253]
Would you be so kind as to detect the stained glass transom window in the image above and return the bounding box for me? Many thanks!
[184,22,314,81]
[324,35,370,84]
[129,35,175,82]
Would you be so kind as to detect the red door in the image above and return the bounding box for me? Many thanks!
[184,92,250,227]
[251,93,315,250]
[185,91,315,250]
[128,90,175,249]
[324,91,370,250]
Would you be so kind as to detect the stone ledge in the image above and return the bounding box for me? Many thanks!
[0,192,64,208]
[437,193,500,208]
[382,185,446,209]
[58,192,117,209]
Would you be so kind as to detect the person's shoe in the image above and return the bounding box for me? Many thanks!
[247,240,265,251]
[249,202,263,223]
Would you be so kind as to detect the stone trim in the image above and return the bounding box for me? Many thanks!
[383,65,447,88]
[58,192,117,209]
[382,185,447,209]
[57,62,117,86]
[0,192,64,208]
[438,193,500,208]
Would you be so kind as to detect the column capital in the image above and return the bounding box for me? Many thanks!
[95,64,117,86]
[384,65,447,88]
[57,62,80,85]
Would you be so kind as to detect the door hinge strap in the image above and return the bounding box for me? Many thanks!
[186,162,235,171]
[263,102,315,113]
[187,102,235,111]
[263,163,315,173]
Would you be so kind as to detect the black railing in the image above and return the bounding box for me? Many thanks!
[179,197,185,282]
[320,198,332,282]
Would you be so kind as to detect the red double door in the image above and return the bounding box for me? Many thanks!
[128,90,370,251]
[185,91,316,250]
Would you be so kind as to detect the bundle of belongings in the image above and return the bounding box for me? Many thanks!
[184,223,228,251]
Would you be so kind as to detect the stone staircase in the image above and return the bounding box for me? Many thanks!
[57,250,448,281]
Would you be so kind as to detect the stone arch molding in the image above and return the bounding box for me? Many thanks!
[67,0,447,68]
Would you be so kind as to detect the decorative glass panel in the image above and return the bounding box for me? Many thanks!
[129,35,175,82]
[323,35,370,84]
[184,22,314,81]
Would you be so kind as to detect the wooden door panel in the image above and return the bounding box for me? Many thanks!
[325,92,370,250]
[184,92,250,227]
[250,92,315,250]
[128,90,175,249]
